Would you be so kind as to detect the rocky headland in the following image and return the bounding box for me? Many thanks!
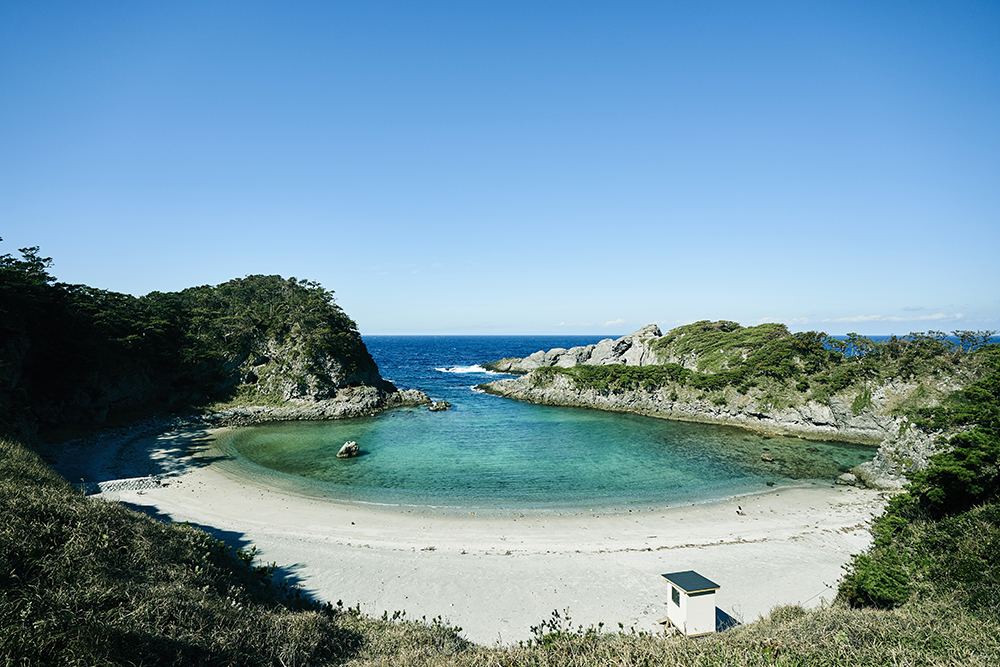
[479,322,985,489]
[0,266,429,438]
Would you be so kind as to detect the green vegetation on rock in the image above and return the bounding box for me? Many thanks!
[523,321,991,419]
[651,320,795,373]
[1,241,380,436]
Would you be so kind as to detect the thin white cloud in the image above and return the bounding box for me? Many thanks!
[604,318,625,327]
[822,313,962,324]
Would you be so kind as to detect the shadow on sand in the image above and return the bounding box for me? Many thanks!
[41,423,230,488]
[119,500,322,607]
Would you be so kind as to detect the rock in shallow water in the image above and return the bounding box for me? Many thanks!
[336,441,359,458]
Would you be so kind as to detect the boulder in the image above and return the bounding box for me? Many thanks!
[336,441,360,458]
[836,472,859,486]
[428,401,451,412]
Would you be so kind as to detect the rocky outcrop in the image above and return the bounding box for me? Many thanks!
[851,421,949,490]
[479,325,972,490]
[336,441,360,458]
[197,387,430,427]
[485,324,664,374]
[225,331,392,402]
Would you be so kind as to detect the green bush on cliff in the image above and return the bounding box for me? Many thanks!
[906,344,1000,517]
[651,320,788,371]
[838,344,1000,613]
[533,323,991,408]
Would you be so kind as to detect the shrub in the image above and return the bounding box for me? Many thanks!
[839,547,914,609]
[851,386,873,415]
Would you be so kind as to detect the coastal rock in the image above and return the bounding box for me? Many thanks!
[482,324,664,374]
[428,401,451,412]
[249,335,389,402]
[336,441,359,458]
[852,420,948,490]
[760,452,774,463]
[199,387,431,426]
[479,372,902,445]
[836,472,859,486]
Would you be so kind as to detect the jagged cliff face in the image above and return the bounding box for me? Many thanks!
[221,330,388,402]
[479,323,978,489]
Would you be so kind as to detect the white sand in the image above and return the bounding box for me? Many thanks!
[47,425,887,646]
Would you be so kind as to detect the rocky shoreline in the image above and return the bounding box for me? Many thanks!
[478,325,966,490]
[480,373,906,444]
[478,376,945,489]
[194,386,431,428]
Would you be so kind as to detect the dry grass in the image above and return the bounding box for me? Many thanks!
[0,437,359,666]
[332,600,999,667]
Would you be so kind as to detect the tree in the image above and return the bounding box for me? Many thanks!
[952,330,999,355]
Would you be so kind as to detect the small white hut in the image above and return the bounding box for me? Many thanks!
[660,570,720,637]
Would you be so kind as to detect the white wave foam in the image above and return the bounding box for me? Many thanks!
[435,365,498,374]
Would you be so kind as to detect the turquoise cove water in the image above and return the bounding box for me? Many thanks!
[215,336,876,511]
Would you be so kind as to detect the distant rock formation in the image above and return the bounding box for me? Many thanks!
[484,324,664,374]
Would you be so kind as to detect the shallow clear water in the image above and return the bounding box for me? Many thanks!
[216,336,876,511]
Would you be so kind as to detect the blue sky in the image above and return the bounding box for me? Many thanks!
[2,1,998,335]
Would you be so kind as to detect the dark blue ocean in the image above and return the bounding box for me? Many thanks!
[214,336,876,513]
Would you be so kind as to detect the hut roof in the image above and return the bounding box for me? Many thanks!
[661,570,720,594]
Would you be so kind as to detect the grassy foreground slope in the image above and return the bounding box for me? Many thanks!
[0,437,474,666]
[3,429,999,666]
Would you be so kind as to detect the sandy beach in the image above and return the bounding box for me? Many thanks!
[43,424,888,646]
